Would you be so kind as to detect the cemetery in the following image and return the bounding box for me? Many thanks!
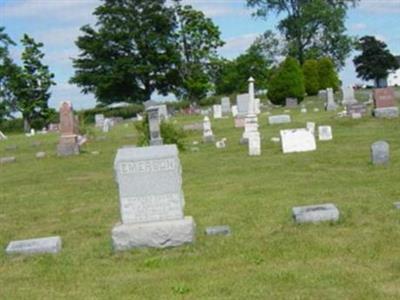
[1,0,400,299]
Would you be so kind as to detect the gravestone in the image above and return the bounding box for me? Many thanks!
[285,98,298,108]
[148,107,163,146]
[254,98,261,114]
[203,116,214,143]
[248,131,261,156]
[292,203,339,223]
[0,156,16,164]
[236,93,249,116]
[234,116,245,128]
[103,118,111,133]
[205,225,231,236]
[342,86,357,105]
[318,89,327,100]
[36,152,46,159]
[0,130,7,140]
[213,104,222,119]
[280,129,316,154]
[95,114,105,128]
[318,126,333,141]
[6,236,62,255]
[242,77,260,149]
[306,122,315,135]
[221,97,231,115]
[373,87,399,118]
[268,115,291,125]
[231,105,238,117]
[111,145,196,250]
[346,103,367,117]
[371,141,389,165]
[325,88,337,111]
[57,101,79,156]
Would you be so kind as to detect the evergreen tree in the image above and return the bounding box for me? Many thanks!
[302,59,319,96]
[318,57,339,91]
[268,57,305,105]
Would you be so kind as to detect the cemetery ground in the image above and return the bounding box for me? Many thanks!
[1,92,400,299]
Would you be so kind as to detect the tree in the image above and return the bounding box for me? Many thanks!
[247,0,357,68]
[13,34,55,131]
[71,0,180,105]
[318,57,339,91]
[267,57,305,105]
[0,27,18,120]
[302,59,319,96]
[353,36,399,87]
[173,1,224,102]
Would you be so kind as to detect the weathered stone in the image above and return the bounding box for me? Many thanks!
[313,108,320,112]
[0,130,8,140]
[148,107,163,146]
[318,126,333,141]
[221,97,231,115]
[285,98,298,108]
[394,202,400,209]
[216,138,226,149]
[293,203,339,224]
[0,156,16,164]
[373,107,399,118]
[342,86,357,105]
[271,137,280,143]
[203,116,214,143]
[346,103,367,117]
[373,87,396,108]
[306,122,315,135]
[268,115,291,125]
[371,141,389,165]
[234,116,245,128]
[325,88,338,111]
[112,145,195,250]
[36,152,46,159]
[183,123,203,132]
[213,105,222,119]
[254,98,261,114]
[231,105,238,117]
[236,93,250,116]
[6,236,62,255]
[248,131,261,156]
[205,225,231,236]
[57,101,80,156]
[95,114,105,128]
[300,108,307,113]
[280,129,316,154]
[5,145,17,151]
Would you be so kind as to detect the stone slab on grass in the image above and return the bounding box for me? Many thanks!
[293,203,339,224]
[6,236,62,255]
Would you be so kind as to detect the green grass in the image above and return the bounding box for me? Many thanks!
[1,95,400,299]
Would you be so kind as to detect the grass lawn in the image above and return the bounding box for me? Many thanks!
[1,94,400,299]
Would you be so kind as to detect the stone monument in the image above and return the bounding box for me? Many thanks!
[318,126,333,141]
[148,107,163,146]
[372,87,399,118]
[241,77,260,150]
[213,104,222,119]
[57,101,79,156]
[111,145,196,250]
[325,88,337,111]
[221,97,231,115]
[371,141,389,165]
[342,86,357,105]
[95,114,105,128]
[280,129,316,154]
[285,98,298,108]
[203,116,214,143]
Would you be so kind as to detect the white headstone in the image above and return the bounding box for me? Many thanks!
[213,104,222,119]
[0,130,7,140]
[318,126,333,141]
[280,129,317,154]
[221,97,231,115]
[112,145,195,250]
[103,118,111,133]
[254,98,261,114]
[342,86,357,105]
[268,115,291,125]
[248,131,261,156]
[325,88,337,111]
[6,236,62,255]
[231,105,238,117]
[236,93,250,116]
[306,122,316,135]
[203,116,214,143]
[95,114,105,128]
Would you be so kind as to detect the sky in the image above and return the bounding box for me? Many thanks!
[1,0,400,110]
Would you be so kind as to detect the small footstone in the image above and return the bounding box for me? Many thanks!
[292,203,339,224]
[6,236,62,255]
[36,152,46,159]
[205,225,231,236]
[393,202,400,209]
[91,151,100,155]
[0,156,16,164]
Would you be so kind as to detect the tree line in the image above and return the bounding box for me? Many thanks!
[1,0,399,130]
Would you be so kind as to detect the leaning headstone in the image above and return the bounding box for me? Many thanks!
[318,126,333,141]
[57,101,79,156]
[95,114,105,128]
[205,225,231,236]
[203,116,214,143]
[292,203,339,224]
[6,236,62,255]
[285,98,298,108]
[221,97,231,115]
[342,86,357,105]
[0,156,16,164]
[372,87,399,118]
[325,88,337,111]
[371,141,389,165]
[147,107,163,146]
[280,129,316,154]
[268,115,291,125]
[213,104,222,119]
[0,130,7,140]
[111,145,196,250]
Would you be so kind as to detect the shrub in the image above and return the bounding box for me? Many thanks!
[79,104,144,124]
[318,57,340,91]
[267,57,305,105]
[135,114,186,151]
[302,59,320,96]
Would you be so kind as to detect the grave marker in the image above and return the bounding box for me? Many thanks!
[292,203,339,223]
[280,129,316,154]
[318,126,333,141]
[57,101,80,156]
[6,236,62,255]
[371,141,389,165]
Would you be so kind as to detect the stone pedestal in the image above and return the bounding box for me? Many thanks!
[241,115,258,144]
[111,145,195,250]
[57,135,79,156]
[373,107,399,118]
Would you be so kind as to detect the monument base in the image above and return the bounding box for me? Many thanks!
[203,135,215,143]
[57,135,79,156]
[150,138,163,146]
[373,107,399,118]
[112,216,196,251]
[234,116,245,128]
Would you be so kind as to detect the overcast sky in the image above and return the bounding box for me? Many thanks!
[1,0,400,109]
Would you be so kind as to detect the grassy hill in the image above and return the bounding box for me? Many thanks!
[1,95,400,299]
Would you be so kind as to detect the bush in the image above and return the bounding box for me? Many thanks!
[0,118,24,133]
[135,114,186,151]
[267,57,305,105]
[318,57,339,91]
[302,59,320,96]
